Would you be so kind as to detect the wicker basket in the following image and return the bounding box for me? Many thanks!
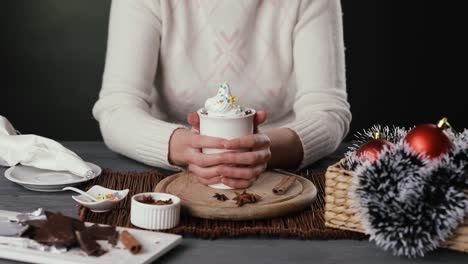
[325,160,468,253]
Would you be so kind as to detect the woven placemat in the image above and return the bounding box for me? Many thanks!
[79,169,366,240]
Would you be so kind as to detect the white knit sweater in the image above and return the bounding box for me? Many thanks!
[93,0,351,170]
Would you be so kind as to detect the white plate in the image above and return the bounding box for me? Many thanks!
[0,211,182,264]
[4,162,102,192]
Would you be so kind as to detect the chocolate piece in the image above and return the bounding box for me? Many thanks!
[43,211,85,231]
[32,212,77,248]
[21,220,45,239]
[75,230,106,257]
[23,211,119,257]
[232,190,262,207]
[120,230,142,254]
[213,193,229,201]
[71,219,86,232]
[272,175,297,195]
[86,224,119,245]
[24,220,47,229]
[138,195,173,205]
[245,109,252,115]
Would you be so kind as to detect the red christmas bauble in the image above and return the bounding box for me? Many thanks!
[404,118,452,159]
[356,132,393,162]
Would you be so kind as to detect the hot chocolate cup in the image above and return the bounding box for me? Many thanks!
[197,108,256,189]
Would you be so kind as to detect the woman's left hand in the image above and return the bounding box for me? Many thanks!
[219,132,271,188]
[187,111,271,188]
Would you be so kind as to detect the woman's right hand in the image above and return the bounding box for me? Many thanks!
[168,127,227,185]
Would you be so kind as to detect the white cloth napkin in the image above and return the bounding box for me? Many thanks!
[0,116,95,178]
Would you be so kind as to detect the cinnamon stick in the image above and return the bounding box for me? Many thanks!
[120,230,142,254]
[272,175,296,195]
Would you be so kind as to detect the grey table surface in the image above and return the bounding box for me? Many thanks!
[0,142,466,264]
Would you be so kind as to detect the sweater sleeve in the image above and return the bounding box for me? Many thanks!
[283,0,352,169]
[92,0,184,171]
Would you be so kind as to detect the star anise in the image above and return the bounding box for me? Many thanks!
[232,190,262,207]
[213,193,229,201]
[139,195,155,204]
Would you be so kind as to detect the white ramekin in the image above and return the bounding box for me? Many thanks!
[130,192,181,230]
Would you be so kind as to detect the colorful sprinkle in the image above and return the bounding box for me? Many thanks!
[228,95,237,104]
[220,82,230,90]
[94,192,121,201]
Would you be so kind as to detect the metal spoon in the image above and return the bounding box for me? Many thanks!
[62,187,99,202]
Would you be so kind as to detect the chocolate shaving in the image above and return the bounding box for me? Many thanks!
[232,190,262,207]
[272,175,297,195]
[120,230,142,254]
[213,193,229,201]
[138,195,173,205]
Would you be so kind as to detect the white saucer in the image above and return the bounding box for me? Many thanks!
[4,162,102,192]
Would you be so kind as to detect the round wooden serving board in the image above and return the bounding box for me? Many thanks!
[154,170,317,220]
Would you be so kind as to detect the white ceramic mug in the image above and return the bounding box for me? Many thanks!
[197,108,256,189]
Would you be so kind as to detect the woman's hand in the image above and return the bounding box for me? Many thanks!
[169,128,228,185]
[186,111,271,188]
[220,132,271,188]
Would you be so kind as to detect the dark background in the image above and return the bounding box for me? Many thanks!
[0,0,465,141]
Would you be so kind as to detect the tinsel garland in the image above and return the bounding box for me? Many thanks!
[346,127,468,257]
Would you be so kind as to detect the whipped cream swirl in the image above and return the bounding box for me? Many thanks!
[203,82,251,117]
